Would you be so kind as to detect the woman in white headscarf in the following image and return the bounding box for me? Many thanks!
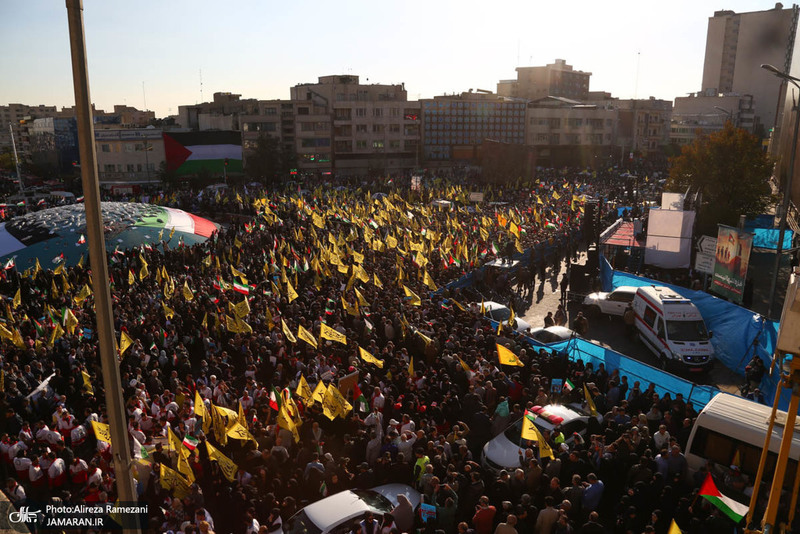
[391,494,414,533]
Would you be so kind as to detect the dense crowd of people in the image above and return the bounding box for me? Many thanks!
[0,170,771,534]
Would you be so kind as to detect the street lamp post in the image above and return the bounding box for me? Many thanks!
[762,63,800,319]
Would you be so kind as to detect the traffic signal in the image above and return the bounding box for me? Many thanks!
[224,158,229,167]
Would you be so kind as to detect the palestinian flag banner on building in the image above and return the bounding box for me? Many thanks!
[163,131,243,176]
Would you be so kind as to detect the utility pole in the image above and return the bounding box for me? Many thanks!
[65,0,140,527]
[9,124,24,194]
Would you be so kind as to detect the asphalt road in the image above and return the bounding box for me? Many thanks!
[515,254,741,395]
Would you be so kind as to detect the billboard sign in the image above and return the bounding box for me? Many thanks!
[710,225,753,303]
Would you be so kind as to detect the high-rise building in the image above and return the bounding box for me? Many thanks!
[497,59,591,101]
[701,4,798,133]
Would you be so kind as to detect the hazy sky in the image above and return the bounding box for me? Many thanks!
[0,1,784,118]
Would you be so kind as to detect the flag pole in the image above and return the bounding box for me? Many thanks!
[65,0,139,527]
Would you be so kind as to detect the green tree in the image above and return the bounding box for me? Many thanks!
[0,149,15,173]
[245,134,294,183]
[667,123,773,235]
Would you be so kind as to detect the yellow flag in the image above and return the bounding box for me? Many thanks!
[480,299,486,315]
[323,383,352,420]
[277,405,300,442]
[297,325,318,348]
[509,221,520,239]
[74,284,92,305]
[138,262,148,281]
[296,375,313,404]
[194,390,206,418]
[119,331,134,355]
[422,271,438,291]
[452,299,467,312]
[584,384,598,416]
[403,285,422,306]
[159,463,191,498]
[234,298,250,319]
[162,302,175,319]
[206,442,238,483]
[373,273,383,289]
[354,287,368,307]
[77,255,84,268]
[231,265,247,283]
[281,319,297,344]
[286,279,299,303]
[320,323,347,345]
[458,356,472,374]
[408,357,414,377]
[182,281,194,301]
[358,346,384,368]
[12,289,20,309]
[535,424,555,459]
[169,227,176,239]
[167,426,183,454]
[53,263,64,276]
[521,409,538,441]
[47,323,64,347]
[311,380,327,404]
[496,343,524,367]
[226,421,257,444]
[201,313,208,329]
[82,370,93,396]
[91,421,112,444]
[668,520,682,534]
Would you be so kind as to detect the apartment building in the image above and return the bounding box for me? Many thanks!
[420,92,526,164]
[95,128,164,183]
[525,96,618,167]
[290,75,421,175]
[498,59,591,101]
[670,92,755,146]
[1,104,58,156]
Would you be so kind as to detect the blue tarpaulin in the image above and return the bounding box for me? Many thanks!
[524,336,719,409]
[600,256,788,410]
[750,228,793,250]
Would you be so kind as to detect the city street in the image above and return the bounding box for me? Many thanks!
[516,254,741,395]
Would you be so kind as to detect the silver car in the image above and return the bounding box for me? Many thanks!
[283,484,421,534]
[481,403,601,474]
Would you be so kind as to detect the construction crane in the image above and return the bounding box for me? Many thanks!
[745,270,800,534]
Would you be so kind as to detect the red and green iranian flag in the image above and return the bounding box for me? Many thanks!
[164,131,243,176]
[182,435,199,451]
[699,473,748,523]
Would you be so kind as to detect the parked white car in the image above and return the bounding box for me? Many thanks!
[582,286,638,317]
[283,484,421,534]
[480,301,531,333]
[482,403,601,474]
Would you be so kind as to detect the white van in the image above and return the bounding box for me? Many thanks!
[685,393,799,490]
[632,285,714,372]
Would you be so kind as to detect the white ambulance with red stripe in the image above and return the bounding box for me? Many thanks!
[632,285,714,372]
